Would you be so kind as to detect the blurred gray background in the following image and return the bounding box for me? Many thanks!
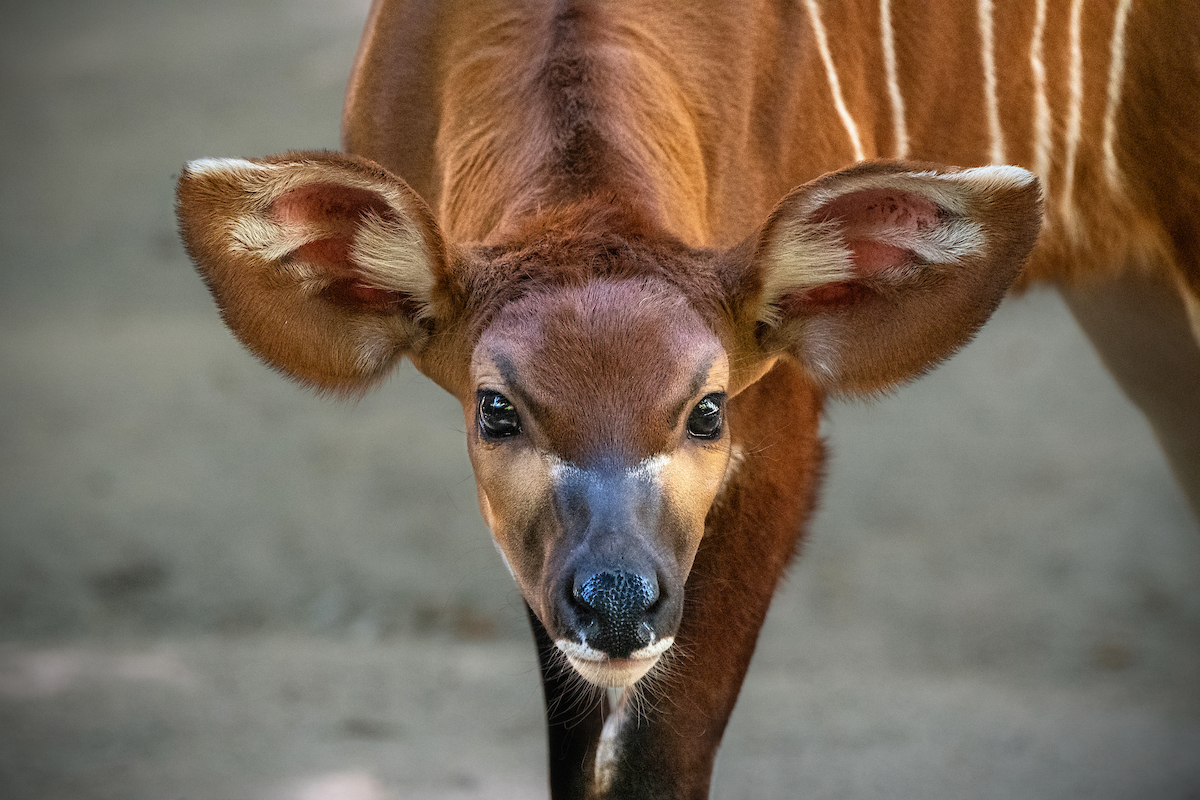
[1,2,1197,798]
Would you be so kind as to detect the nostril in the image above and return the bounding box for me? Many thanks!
[568,569,661,658]
[573,570,658,617]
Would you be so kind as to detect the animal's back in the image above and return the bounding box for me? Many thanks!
[344,0,1200,296]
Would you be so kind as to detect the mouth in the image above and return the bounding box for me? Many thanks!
[555,637,675,687]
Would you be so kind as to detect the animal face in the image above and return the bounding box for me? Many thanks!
[467,279,732,686]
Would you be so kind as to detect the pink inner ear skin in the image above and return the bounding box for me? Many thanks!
[846,239,911,275]
[286,234,410,313]
[778,282,876,314]
[290,237,353,267]
[780,188,946,313]
[326,279,411,310]
[272,183,394,228]
[816,188,940,276]
[816,188,941,232]
[270,184,413,313]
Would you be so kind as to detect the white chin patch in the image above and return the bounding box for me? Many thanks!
[555,637,674,688]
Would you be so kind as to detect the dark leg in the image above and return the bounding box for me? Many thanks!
[529,604,605,800]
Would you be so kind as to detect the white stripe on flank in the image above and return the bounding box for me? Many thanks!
[978,0,1005,164]
[880,0,908,159]
[804,0,866,161]
[1029,0,1052,185]
[1102,0,1133,193]
[1060,0,1086,226]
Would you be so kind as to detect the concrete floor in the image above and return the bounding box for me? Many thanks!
[1,2,1197,798]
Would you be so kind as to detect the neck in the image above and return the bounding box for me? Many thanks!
[436,1,710,244]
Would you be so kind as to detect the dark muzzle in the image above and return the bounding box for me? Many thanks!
[572,569,658,658]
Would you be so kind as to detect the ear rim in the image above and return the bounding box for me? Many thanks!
[177,149,454,397]
[735,161,1043,395]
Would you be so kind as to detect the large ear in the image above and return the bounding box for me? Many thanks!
[742,162,1042,394]
[176,150,450,394]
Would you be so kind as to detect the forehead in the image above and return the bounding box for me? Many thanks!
[473,280,727,458]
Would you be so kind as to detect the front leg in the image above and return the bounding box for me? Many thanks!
[533,363,824,799]
[530,605,605,800]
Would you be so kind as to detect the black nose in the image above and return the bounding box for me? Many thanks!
[571,570,659,658]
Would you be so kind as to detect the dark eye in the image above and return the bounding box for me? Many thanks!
[686,393,725,440]
[478,391,522,439]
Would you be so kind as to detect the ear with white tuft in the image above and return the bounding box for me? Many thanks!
[176,150,451,394]
[742,162,1042,394]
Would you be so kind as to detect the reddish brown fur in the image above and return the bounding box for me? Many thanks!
[347,0,1198,295]
[176,1,1198,798]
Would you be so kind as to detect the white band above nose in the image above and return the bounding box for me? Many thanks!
[546,454,670,484]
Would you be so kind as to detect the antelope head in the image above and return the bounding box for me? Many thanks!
[177,151,1040,688]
